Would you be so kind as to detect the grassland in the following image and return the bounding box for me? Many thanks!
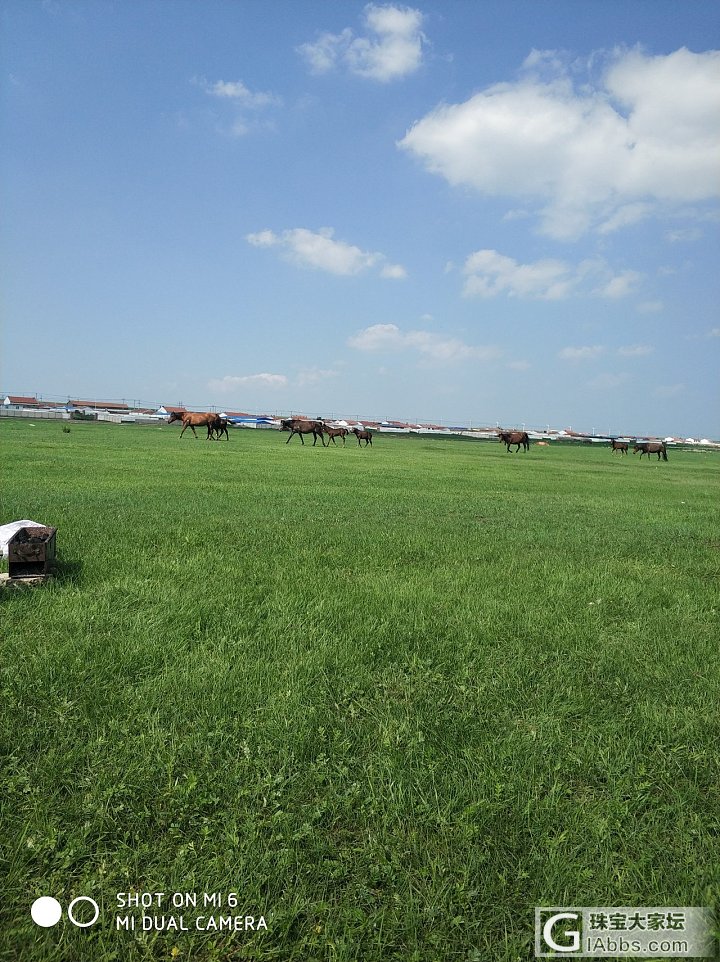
[1,418,719,962]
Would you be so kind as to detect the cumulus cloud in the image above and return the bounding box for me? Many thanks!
[398,46,720,239]
[199,78,282,108]
[463,249,573,300]
[380,263,408,279]
[194,77,282,135]
[348,323,499,362]
[209,373,288,392]
[462,249,641,300]
[298,4,426,82]
[559,346,605,361]
[246,227,405,278]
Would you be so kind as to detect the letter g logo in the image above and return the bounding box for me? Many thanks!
[542,912,580,952]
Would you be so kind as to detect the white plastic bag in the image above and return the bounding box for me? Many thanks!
[0,520,46,559]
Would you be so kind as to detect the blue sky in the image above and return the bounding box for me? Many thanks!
[2,0,719,436]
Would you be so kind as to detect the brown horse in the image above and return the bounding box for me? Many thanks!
[353,427,373,446]
[281,418,326,446]
[497,429,530,453]
[323,424,348,446]
[168,411,220,439]
[610,438,629,455]
[634,441,668,461]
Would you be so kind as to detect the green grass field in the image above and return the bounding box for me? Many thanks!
[2,419,719,962]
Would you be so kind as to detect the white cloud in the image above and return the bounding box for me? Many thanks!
[348,323,404,351]
[246,227,405,278]
[462,249,640,300]
[348,323,499,362]
[200,79,282,108]
[194,77,282,136]
[209,373,288,392]
[598,202,654,234]
[707,327,720,337]
[463,249,573,299]
[617,344,653,357]
[298,4,426,82]
[559,345,605,361]
[593,269,641,299]
[398,47,720,239]
[246,230,277,248]
[637,300,664,314]
[380,263,408,279]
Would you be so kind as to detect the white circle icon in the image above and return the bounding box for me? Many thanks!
[31,897,62,928]
[67,896,100,928]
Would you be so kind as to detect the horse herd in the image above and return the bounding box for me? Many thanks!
[278,418,373,446]
[610,438,669,460]
[167,412,669,460]
[166,412,372,446]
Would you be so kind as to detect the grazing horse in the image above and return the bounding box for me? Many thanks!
[353,427,373,446]
[610,438,629,455]
[323,424,348,446]
[497,429,530,453]
[634,441,668,461]
[212,417,230,441]
[168,410,219,439]
[281,418,326,446]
